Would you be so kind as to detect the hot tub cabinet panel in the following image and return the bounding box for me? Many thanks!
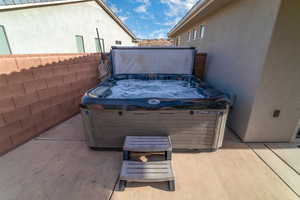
[81,108,229,151]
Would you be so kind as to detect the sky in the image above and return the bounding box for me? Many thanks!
[103,0,199,39]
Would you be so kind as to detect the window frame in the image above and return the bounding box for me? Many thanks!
[95,38,105,52]
[193,29,197,40]
[297,124,300,138]
[187,31,191,41]
[177,36,181,46]
[101,38,105,52]
[115,40,122,45]
[75,35,85,53]
[0,25,12,55]
[199,25,205,39]
[95,37,103,52]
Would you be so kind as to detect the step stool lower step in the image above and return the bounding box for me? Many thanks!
[119,160,175,191]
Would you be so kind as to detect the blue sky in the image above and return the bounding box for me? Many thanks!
[103,0,199,39]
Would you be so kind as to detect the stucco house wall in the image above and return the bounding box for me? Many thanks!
[246,0,300,142]
[171,0,282,139]
[0,1,136,54]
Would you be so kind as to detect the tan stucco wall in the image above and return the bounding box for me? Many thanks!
[245,0,300,142]
[173,0,281,139]
[0,1,136,54]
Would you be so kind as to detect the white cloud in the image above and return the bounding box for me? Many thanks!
[107,2,129,23]
[160,0,198,17]
[156,17,181,26]
[157,0,198,29]
[136,28,169,39]
[140,13,155,20]
[135,0,150,4]
[135,5,147,13]
[110,3,121,14]
[135,28,169,39]
[135,32,148,39]
[119,16,129,22]
[134,0,151,13]
[148,28,169,39]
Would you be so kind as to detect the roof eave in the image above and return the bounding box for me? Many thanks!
[168,0,234,37]
[168,0,212,37]
[0,0,90,11]
[94,0,136,39]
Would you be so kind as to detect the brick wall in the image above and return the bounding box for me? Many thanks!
[0,53,101,154]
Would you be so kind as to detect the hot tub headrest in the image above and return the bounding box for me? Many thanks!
[110,46,196,75]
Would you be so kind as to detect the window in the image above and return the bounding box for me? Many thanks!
[115,40,122,45]
[102,39,106,52]
[95,38,105,52]
[174,38,178,46]
[75,35,85,53]
[193,29,197,40]
[199,25,205,39]
[187,31,191,41]
[0,25,12,55]
[95,38,101,52]
[175,36,181,46]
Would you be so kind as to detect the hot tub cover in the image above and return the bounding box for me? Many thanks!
[111,47,196,75]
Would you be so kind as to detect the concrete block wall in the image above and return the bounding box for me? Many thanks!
[0,53,101,154]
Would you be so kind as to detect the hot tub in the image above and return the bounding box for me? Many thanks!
[80,47,232,151]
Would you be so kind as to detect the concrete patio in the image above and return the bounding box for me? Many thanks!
[0,115,299,200]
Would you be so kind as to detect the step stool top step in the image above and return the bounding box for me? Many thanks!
[120,160,175,182]
[123,136,172,152]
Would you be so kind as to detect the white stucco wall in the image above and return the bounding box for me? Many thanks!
[174,0,282,139]
[245,0,300,142]
[0,1,136,54]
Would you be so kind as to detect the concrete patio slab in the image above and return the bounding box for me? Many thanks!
[36,115,86,142]
[266,143,300,174]
[0,139,121,200]
[0,115,299,200]
[250,143,300,198]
